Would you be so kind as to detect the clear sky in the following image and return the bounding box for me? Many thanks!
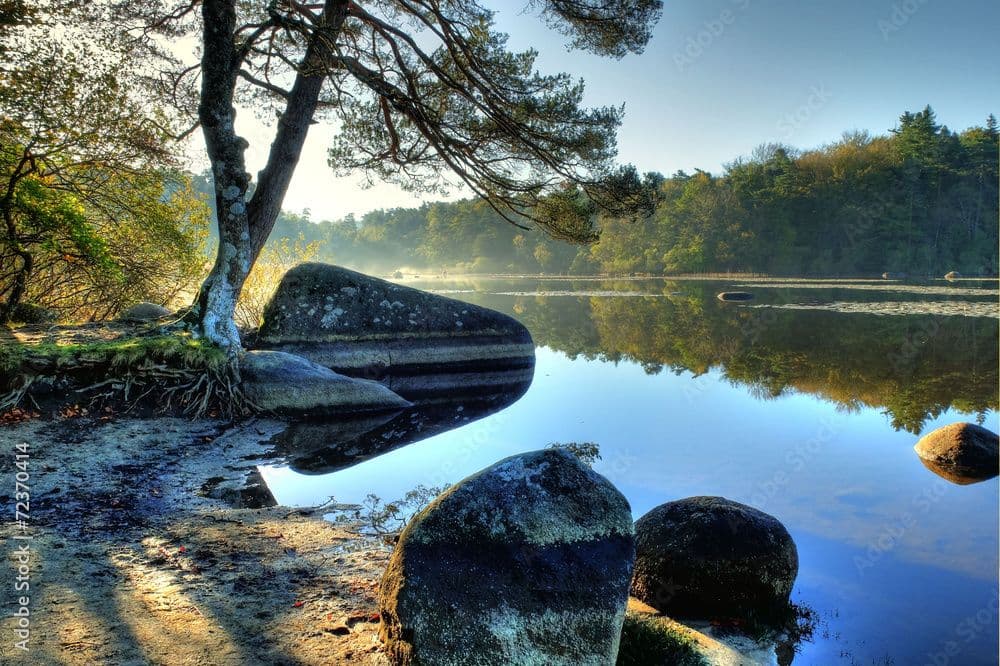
[210,0,1000,222]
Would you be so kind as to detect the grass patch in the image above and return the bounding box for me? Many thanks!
[617,613,707,666]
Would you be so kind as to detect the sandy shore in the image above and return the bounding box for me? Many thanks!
[0,416,392,665]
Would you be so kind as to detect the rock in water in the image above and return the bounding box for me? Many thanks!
[914,422,999,485]
[631,497,798,621]
[240,350,411,415]
[379,448,635,665]
[255,263,533,375]
[716,292,754,302]
[119,302,172,321]
[944,271,962,280]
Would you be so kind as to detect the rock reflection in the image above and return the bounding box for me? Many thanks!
[269,362,533,475]
[917,457,999,485]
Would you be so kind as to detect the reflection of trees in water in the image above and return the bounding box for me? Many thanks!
[507,282,998,433]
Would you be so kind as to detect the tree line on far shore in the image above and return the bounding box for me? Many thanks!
[245,106,998,279]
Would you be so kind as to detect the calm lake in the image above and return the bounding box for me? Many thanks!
[261,277,999,665]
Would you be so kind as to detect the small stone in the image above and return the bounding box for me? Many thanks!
[119,302,172,321]
[240,350,410,415]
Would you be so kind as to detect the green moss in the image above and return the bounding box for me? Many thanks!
[1,333,228,386]
[616,614,707,666]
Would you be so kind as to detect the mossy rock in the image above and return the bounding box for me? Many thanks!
[617,613,707,666]
[379,448,635,665]
[255,263,534,375]
[259,263,531,344]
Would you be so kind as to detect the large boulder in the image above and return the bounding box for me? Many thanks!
[255,263,533,375]
[944,271,962,280]
[240,350,411,415]
[914,422,998,485]
[631,497,798,622]
[379,448,635,665]
[119,302,172,321]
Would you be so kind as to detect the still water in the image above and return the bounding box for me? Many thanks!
[262,278,999,665]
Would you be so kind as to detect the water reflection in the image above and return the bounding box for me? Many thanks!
[269,364,533,475]
[444,279,998,434]
[257,279,998,666]
[917,456,1000,486]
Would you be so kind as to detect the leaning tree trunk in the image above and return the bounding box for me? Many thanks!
[188,0,347,354]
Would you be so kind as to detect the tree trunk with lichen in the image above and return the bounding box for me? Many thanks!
[187,0,347,354]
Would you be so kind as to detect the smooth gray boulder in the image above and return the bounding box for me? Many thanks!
[119,302,172,321]
[631,497,798,622]
[240,350,411,415]
[255,263,533,374]
[914,422,998,485]
[379,448,635,665]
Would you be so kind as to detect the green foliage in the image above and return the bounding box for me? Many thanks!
[616,614,706,666]
[0,12,205,322]
[348,484,451,537]
[9,173,117,271]
[246,107,997,279]
[547,441,602,466]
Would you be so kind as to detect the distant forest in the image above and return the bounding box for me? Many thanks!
[197,107,999,277]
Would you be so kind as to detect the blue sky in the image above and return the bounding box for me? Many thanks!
[231,0,1000,220]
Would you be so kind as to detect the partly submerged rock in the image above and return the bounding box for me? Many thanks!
[716,291,754,302]
[944,271,962,280]
[240,350,411,415]
[379,448,635,665]
[255,263,533,374]
[119,302,172,321]
[631,497,798,622]
[914,422,998,485]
